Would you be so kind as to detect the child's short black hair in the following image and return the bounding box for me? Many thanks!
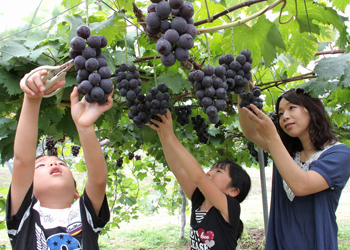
[213,160,251,203]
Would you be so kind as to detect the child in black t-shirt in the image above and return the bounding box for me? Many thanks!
[6,70,112,249]
[150,111,251,249]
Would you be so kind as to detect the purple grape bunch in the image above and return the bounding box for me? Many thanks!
[69,25,113,104]
[238,86,263,111]
[219,49,253,95]
[188,65,228,124]
[146,0,197,67]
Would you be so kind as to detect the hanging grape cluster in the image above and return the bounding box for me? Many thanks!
[239,86,263,111]
[268,112,279,127]
[174,105,192,126]
[146,0,197,67]
[45,136,58,157]
[188,65,227,124]
[191,115,209,144]
[248,142,268,166]
[71,145,81,157]
[117,157,123,167]
[69,25,113,104]
[219,49,253,95]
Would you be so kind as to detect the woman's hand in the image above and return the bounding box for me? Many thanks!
[70,87,113,128]
[20,70,65,99]
[241,104,279,143]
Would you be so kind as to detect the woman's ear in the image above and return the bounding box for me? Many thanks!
[74,190,80,200]
[228,187,240,198]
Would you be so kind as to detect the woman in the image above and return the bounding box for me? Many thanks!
[238,88,350,249]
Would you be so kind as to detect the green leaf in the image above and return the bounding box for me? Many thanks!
[331,112,347,127]
[0,70,22,96]
[1,41,31,59]
[156,73,192,94]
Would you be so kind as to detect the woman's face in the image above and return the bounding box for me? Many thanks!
[278,98,311,141]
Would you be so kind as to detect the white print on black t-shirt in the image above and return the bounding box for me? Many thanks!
[190,227,215,249]
[35,223,81,249]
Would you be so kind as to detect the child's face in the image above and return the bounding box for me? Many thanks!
[33,156,76,197]
[206,166,233,195]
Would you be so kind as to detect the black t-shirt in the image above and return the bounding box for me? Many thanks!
[6,184,110,250]
[190,188,241,249]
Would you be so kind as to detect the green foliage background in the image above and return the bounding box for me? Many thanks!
[0,0,349,232]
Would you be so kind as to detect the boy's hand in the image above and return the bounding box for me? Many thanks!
[70,86,113,128]
[149,110,175,141]
[20,70,65,98]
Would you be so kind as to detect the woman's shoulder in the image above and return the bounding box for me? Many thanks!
[320,142,350,157]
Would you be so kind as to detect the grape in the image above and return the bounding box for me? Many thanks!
[164,29,179,45]
[88,73,101,86]
[148,3,157,13]
[174,47,189,61]
[100,79,113,94]
[87,35,101,48]
[82,46,96,59]
[156,38,172,55]
[98,66,112,79]
[160,53,176,67]
[85,58,99,72]
[117,157,123,167]
[171,17,187,35]
[156,1,172,18]
[69,48,81,59]
[169,0,184,9]
[45,136,56,151]
[74,55,86,70]
[240,49,251,59]
[203,65,215,76]
[206,105,218,118]
[208,114,220,124]
[191,115,209,144]
[179,1,194,19]
[248,142,268,166]
[91,87,105,101]
[76,25,91,39]
[184,24,197,38]
[70,37,86,51]
[236,54,246,65]
[97,57,108,69]
[241,62,251,73]
[71,145,81,157]
[128,151,135,160]
[174,105,191,126]
[178,33,194,49]
[239,86,264,111]
[160,20,171,33]
[224,54,235,64]
[215,99,226,111]
[99,35,107,48]
[146,12,161,29]
[78,69,90,80]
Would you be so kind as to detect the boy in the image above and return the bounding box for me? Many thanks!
[6,70,112,249]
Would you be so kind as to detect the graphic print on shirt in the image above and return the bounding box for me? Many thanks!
[35,222,81,249]
[190,227,215,249]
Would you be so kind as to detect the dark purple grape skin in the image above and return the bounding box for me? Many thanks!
[76,25,91,39]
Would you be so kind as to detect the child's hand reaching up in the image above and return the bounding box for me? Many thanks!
[149,110,175,141]
[20,70,65,98]
[70,86,113,128]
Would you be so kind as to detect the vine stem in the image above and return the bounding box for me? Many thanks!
[204,0,212,23]
[205,33,211,65]
[124,33,128,63]
[197,0,283,34]
[153,55,157,85]
[85,0,89,27]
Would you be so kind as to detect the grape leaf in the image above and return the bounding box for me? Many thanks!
[156,73,192,94]
[0,70,22,96]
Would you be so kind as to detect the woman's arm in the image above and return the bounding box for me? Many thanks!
[242,104,330,196]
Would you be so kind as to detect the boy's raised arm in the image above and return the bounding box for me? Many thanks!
[70,86,113,215]
[11,71,65,216]
[150,112,230,220]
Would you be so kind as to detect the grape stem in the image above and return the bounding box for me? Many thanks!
[194,0,267,26]
[85,0,89,27]
[197,0,284,34]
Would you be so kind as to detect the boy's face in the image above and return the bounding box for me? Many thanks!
[33,155,76,197]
